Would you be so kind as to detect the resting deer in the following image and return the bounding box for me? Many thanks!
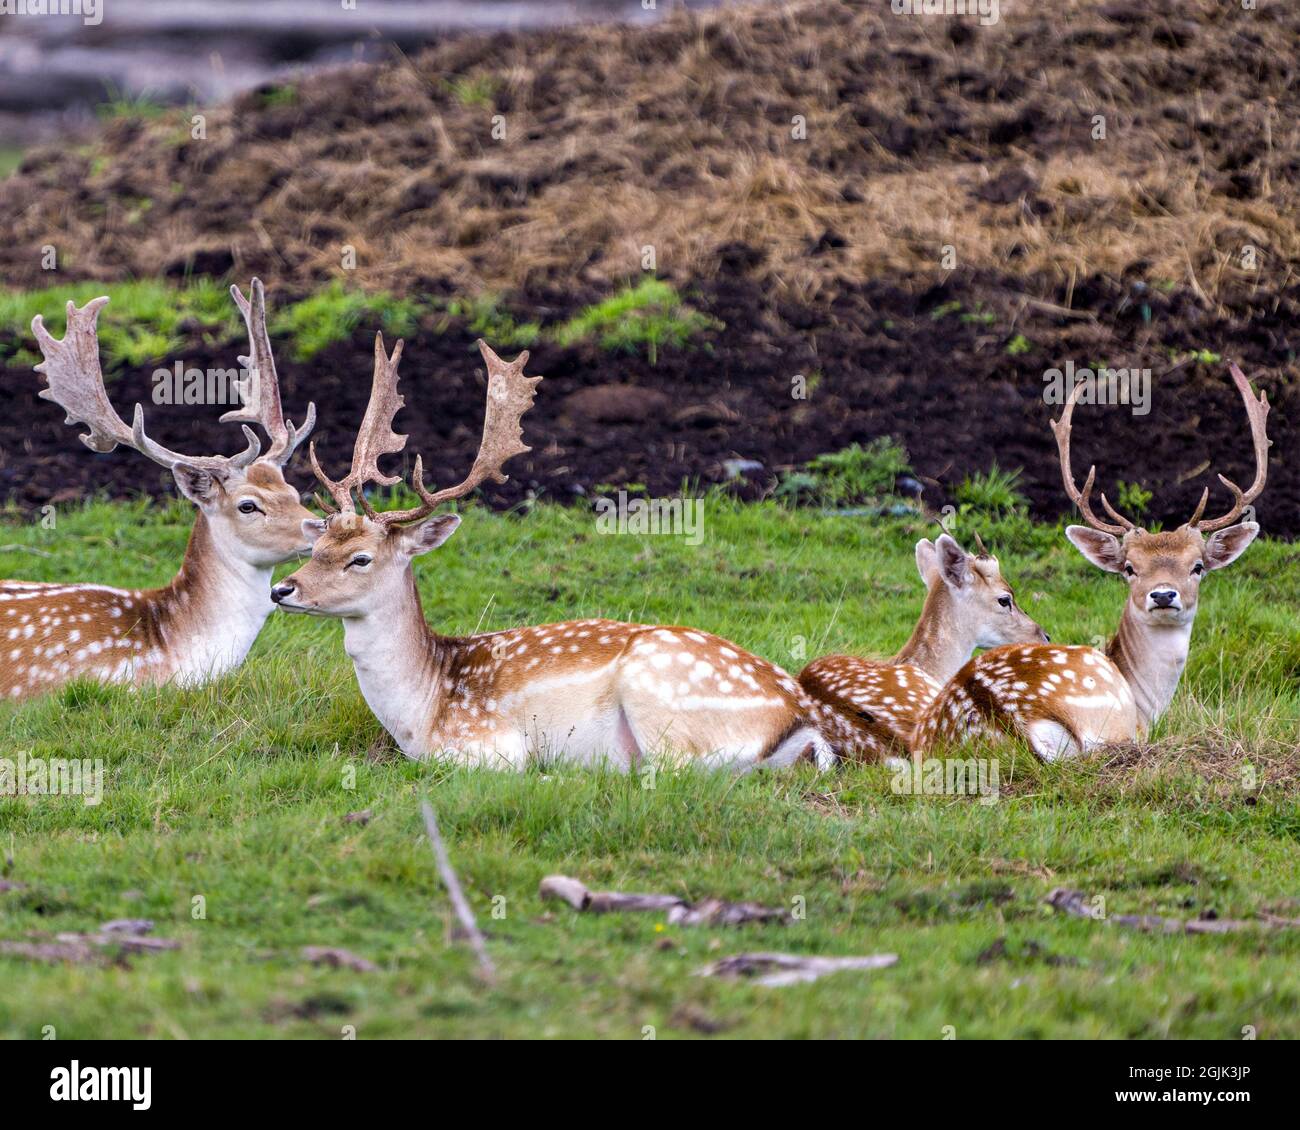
[271,338,833,771]
[914,364,1269,761]
[799,530,1048,761]
[1,280,316,701]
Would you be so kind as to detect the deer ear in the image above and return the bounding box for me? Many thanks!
[301,518,327,545]
[398,513,461,558]
[1065,525,1124,572]
[935,534,970,589]
[1203,521,1258,571]
[915,538,939,584]
[172,463,224,507]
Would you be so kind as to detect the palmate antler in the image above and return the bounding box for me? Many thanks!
[309,333,408,517]
[1050,363,1270,535]
[31,280,312,475]
[311,338,541,526]
[33,297,259,473]
[224,278,316,466]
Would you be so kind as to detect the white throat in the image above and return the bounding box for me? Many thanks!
[1112,604,1194,730]
[340,589,440,757]
[168,527,277,685]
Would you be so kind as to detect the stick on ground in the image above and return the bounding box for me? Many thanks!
[422,800,496,984]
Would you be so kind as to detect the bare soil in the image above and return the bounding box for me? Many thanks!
[1,0,1297,532]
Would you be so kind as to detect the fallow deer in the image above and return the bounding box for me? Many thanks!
[271,337,833,771]
[914,364,1269,761]
[1,280,316,701]
[799,530,1048,761]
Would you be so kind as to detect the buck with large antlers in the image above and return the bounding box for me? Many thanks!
[1,280,316,701]
[272,338,833,770]
[914,364,1269,761]
[799,529,1048,761]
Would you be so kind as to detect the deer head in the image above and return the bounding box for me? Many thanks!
[913,529,1048,650]
[1052,363,1269,628]
[31,280,318,569]
[271,338,540,617]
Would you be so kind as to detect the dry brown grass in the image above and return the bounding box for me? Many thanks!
[1,0,1297,309]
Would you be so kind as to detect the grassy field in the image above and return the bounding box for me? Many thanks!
[1,495,1298,1039]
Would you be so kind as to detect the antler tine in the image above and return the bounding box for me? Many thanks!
[224,278,317,466]
[377,340,541,527]
[972,530,990,558]
[33,297,132,454]
[310,333,408,515]
[33,297,259,473]
[1193,363,1270,533]
[1049,379,1135,536]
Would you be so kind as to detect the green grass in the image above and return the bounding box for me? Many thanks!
[442,293,540,349]
[95,89,171,123]
[0,278,241,372]
[444,75,500,108]
[269,281,426,362]
[777,438,913,507]
[0,147,23,179]
[0,495,1297,1038]
[0,277,719,374]
[552,279,721,363]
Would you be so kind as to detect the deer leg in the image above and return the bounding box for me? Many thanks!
[614,705,644,771]
[1025,719,1079,761]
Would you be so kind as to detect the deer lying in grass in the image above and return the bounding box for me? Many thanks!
[799,531,1048,761]
[914,364,1269,761]
[271,338,833,771]
[1,280,316,701]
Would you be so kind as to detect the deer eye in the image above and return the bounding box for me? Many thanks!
[237,500,261,515]
[1192,561,1204,576]
[1123,562,1136,577]
[347,554,372,569]
[997,594,1012,609]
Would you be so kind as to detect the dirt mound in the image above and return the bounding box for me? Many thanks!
[1,0,1299,533]
[2,0,1297,306]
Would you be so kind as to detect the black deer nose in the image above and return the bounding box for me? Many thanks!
[1150,589,1178,608]
[270,582,296,604]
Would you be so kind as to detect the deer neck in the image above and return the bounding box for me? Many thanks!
[1105,601,1193,731]
[149,514,277,684]
[340,571,446,755]
[891,582,973,683]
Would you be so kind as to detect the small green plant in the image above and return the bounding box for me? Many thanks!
[953,465,1027,514]
[959,307,996,325]
[776,438,912,507]
[1006,333,1032,356]
[1115,480,1153,518]
[444,294,540,349]
[257,85,298,109]
[271,282,426,361]
[96,84,168,122]
[551,279,721,363]
[1189,348,1221,366]
[0,146,23,179]
[445,75,499,107]
[929,300,963,320]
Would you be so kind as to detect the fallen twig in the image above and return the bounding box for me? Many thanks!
[301,945,379,972]
[0,545,54,558]
[539,875,791,927]
[1045,888,1300,935]
[695,952,898,987]
[422,799,496,984]
[1,920,179,965]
